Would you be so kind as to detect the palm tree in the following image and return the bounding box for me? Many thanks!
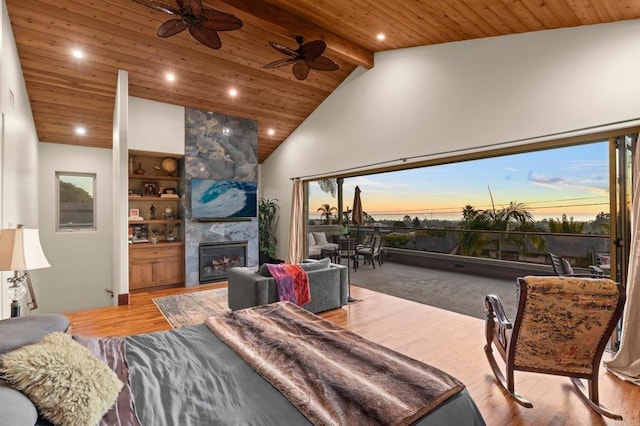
[482,201,546,259]
[458,201,546,259]
[458,205,491,256]
[317,179,337,198]
[317,203,337,224]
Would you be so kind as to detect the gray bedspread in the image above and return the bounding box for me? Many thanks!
[125,324,485,425]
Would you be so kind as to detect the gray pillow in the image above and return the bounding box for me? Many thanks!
[0,314,70,354]
[0,381,38,426]
[300,258,331,272]
[259,263,273,277]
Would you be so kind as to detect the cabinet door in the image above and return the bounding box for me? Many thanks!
[129,259,156,290]
[155,256,185,285]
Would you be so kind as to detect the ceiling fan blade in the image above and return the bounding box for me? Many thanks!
[199,9,243,31]
[306,56,339,72]
[268,42,298,58]
[184,0,202,16]
[189,24,222,49]
[263,57,298,69]
[298,40,327,60]
[158,19,189,38]
[132,0,180,15]
[293,61,310,80]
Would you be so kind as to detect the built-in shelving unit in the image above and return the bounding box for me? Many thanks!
[128,152,185,292]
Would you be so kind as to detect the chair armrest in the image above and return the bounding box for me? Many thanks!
[485,294,512,329]
[329,263,349,305]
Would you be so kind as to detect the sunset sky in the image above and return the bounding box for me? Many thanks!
[309,141,610,222]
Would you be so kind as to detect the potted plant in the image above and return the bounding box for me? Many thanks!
[258,198,279,265]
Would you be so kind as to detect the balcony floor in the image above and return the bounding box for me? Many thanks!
[342,258,518,319]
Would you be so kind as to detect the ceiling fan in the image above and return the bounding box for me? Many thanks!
[264,36,339,80]
[132,0,242,50]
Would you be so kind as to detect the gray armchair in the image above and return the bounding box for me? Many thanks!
[227,259,348,313]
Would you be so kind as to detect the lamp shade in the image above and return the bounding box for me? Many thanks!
[0,226,50,271]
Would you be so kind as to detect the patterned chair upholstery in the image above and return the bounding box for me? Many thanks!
[484,276,625,420]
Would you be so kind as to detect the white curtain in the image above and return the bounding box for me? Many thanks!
[286,179,304,264]
[605,137,640,385]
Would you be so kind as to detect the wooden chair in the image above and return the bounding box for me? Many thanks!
[337,237,359,271]
[484,276,625,420]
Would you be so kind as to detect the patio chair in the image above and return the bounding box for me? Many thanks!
[358,234,383,268]
[484,276,625,420]
[337,237,359,271]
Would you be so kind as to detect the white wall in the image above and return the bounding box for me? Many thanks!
[261,20,640,260]
[37,143,114,314]
[0,0,40,318]
[128,96,185,155]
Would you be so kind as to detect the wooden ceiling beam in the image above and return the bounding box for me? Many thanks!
[211,0,374,69]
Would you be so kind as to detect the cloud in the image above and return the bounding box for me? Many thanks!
[528,171,608,195]
[527,172,566,189]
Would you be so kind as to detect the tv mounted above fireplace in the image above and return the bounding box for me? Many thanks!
[190,179,257,220]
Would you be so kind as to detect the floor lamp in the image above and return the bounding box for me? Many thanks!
[0,224,50,317]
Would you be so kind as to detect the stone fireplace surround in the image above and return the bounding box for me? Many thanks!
[183,108,258,286]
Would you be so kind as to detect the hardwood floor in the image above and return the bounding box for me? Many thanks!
[65,284,640,425]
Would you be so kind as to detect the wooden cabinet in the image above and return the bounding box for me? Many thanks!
[129,243,185,291]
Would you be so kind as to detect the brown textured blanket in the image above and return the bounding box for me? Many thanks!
[205,302,465,425]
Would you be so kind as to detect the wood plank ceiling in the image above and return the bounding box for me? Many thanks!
[6,0,640,163]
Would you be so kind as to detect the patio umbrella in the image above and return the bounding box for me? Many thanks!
[348,186,364,303]
[352,186,364,227]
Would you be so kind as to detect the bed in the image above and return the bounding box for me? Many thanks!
[0,302,485,426]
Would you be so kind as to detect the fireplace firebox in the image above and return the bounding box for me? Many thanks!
[199,241,247,283]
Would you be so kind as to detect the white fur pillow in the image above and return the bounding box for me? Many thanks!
[0,332,123,425]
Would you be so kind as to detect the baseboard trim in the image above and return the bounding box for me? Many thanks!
[118,293,130,306]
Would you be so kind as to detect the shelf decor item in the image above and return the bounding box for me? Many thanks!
[161,157,178,176]
[129,209,143,221]
[142,182,158,196]
[130,224,149,243]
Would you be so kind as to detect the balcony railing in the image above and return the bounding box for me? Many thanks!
[308,224,609,272]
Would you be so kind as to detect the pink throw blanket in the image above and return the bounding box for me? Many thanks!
[266,263,311,306]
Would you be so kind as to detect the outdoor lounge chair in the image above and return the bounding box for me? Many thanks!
[549,252,605,278]
[484,276,625,420]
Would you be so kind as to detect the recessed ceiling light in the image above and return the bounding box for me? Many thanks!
[376,33,386,41]
[75,126,86,136]
[229,88,238,97]
[267,128,275,136]
[166,73,176,82]
[72,49,84,59]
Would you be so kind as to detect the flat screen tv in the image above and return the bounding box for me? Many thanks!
[190,179,257,220]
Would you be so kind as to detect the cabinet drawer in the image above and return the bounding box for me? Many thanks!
[129,244,184,261]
